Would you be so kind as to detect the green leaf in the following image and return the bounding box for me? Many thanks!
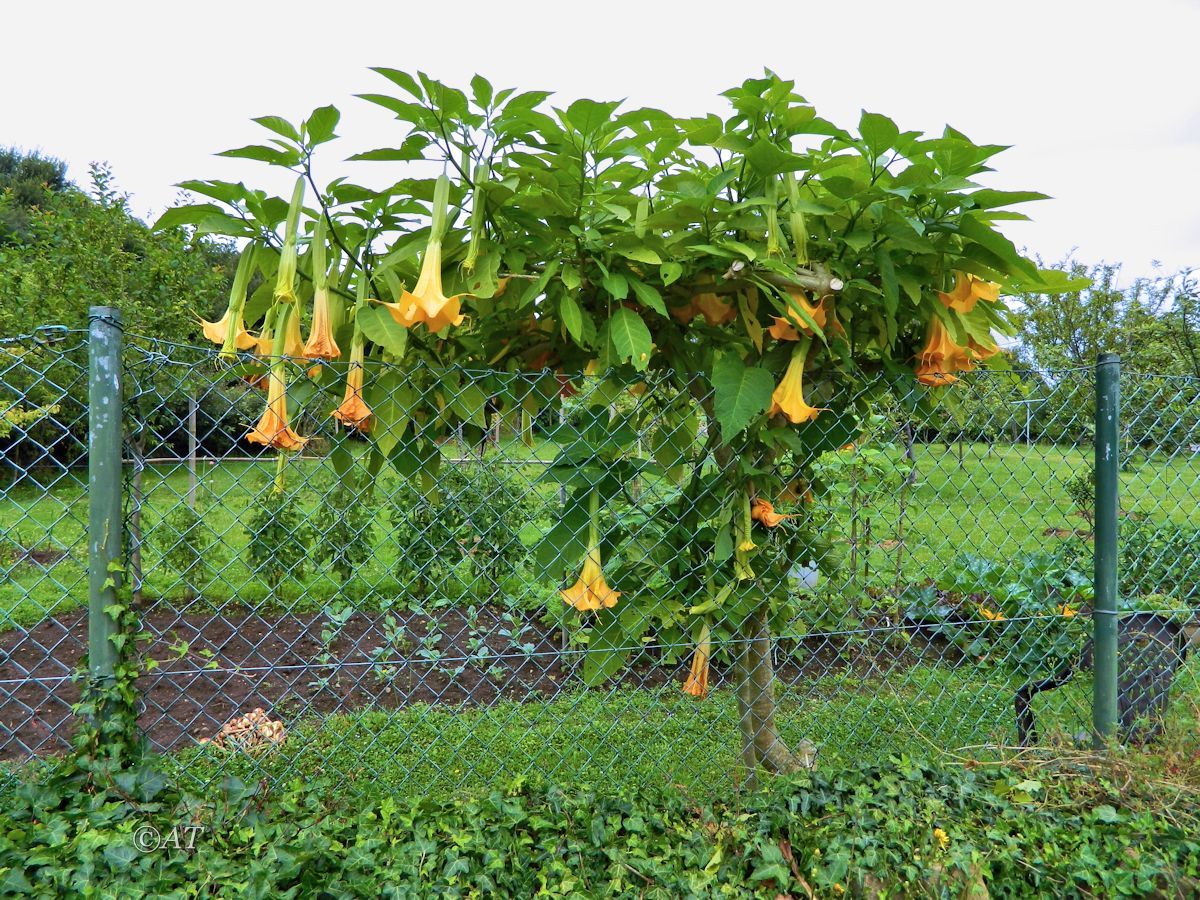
[152,203,224,231]
[448,382,488,428]
[602,271,629,300]
[347,137,430,162]
[619,246,662,265]
[357,305,409,357]
[745,138,808,175]
[582,606,647,687]
[370,67,425,100]
[607,308,652,371]
[628,277,667,317]
[304,105,341,145]
[966,189,1051,210]
[216,144,301,167]
[561,265,582,291]
[470,74,494,108]
[958,216,1037,277]
[661,261,683,286]
[563,98,620,135]
[535,497,589,577]
[859,111,899,156]
[560,294,585,344]
[253,115,300,142]
[711,354,774,438]
[875,246,899,316]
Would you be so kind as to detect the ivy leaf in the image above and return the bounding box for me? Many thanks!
[712,354,774,438]
[607,308,652,372]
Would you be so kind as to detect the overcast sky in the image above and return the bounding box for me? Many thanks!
[4,0,1197,282]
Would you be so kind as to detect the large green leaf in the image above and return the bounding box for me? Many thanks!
[357,305,409,357]
[534,496,589,578]
[745,138,808,175]
[606,308,652,372]
[712,354,774,438]
[859,111,899,157]
[582,606,648,687]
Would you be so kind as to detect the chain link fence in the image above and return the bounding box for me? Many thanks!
[2,319,1198,798]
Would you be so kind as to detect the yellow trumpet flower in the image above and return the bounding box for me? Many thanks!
[303,286,340,360]
[682,623,711,699]
[978,605,1005,622]
[938,270,1001,314]
[246,310,308,452]
[768,290,826,341]
[377,175,466,334]
[750,497,792,528]
[273,177,306,306]
[200,309,256,352]
[560,546,621,612]
[332,336,371,432]
[693,289,737,326]
[303,218,340,360]
[769,340,827,425]
[914,317,978,387]
[199,247,258,357]
[560,488,621,612]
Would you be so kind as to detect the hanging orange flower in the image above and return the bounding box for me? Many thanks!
[693,290,737,326]
[246,366,307,452]
[768,290,827,341]
[200,309,257,352]
[750,497,792,528]
[200,247,258,357]
[560,546,620,611]
[682,624,711,699]
[770,340,827,424]
[914,317,979,387]
[332,346,371,432]
[376,175,466,334]
[303,286,340,360]
[561,489,621,611]
[377,239,466,333]
[938,271,1001,314]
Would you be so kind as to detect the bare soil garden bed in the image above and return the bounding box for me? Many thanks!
[0,601,944,759]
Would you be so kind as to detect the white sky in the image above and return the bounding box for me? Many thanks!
[3,0,1197,282]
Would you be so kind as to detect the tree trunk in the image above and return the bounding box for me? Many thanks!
[739,604,809,774]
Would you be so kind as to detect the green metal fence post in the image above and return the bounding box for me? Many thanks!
[1093,352,1120,744]
[88,306,123,701]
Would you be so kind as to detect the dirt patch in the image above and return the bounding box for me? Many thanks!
[0,602,943,759]
[1043,528,1093,539]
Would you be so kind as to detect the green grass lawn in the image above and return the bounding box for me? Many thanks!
[147,654,1199,802]
[4,439,1197,625]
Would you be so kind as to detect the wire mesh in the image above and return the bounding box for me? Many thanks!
[2,329,1197,798]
